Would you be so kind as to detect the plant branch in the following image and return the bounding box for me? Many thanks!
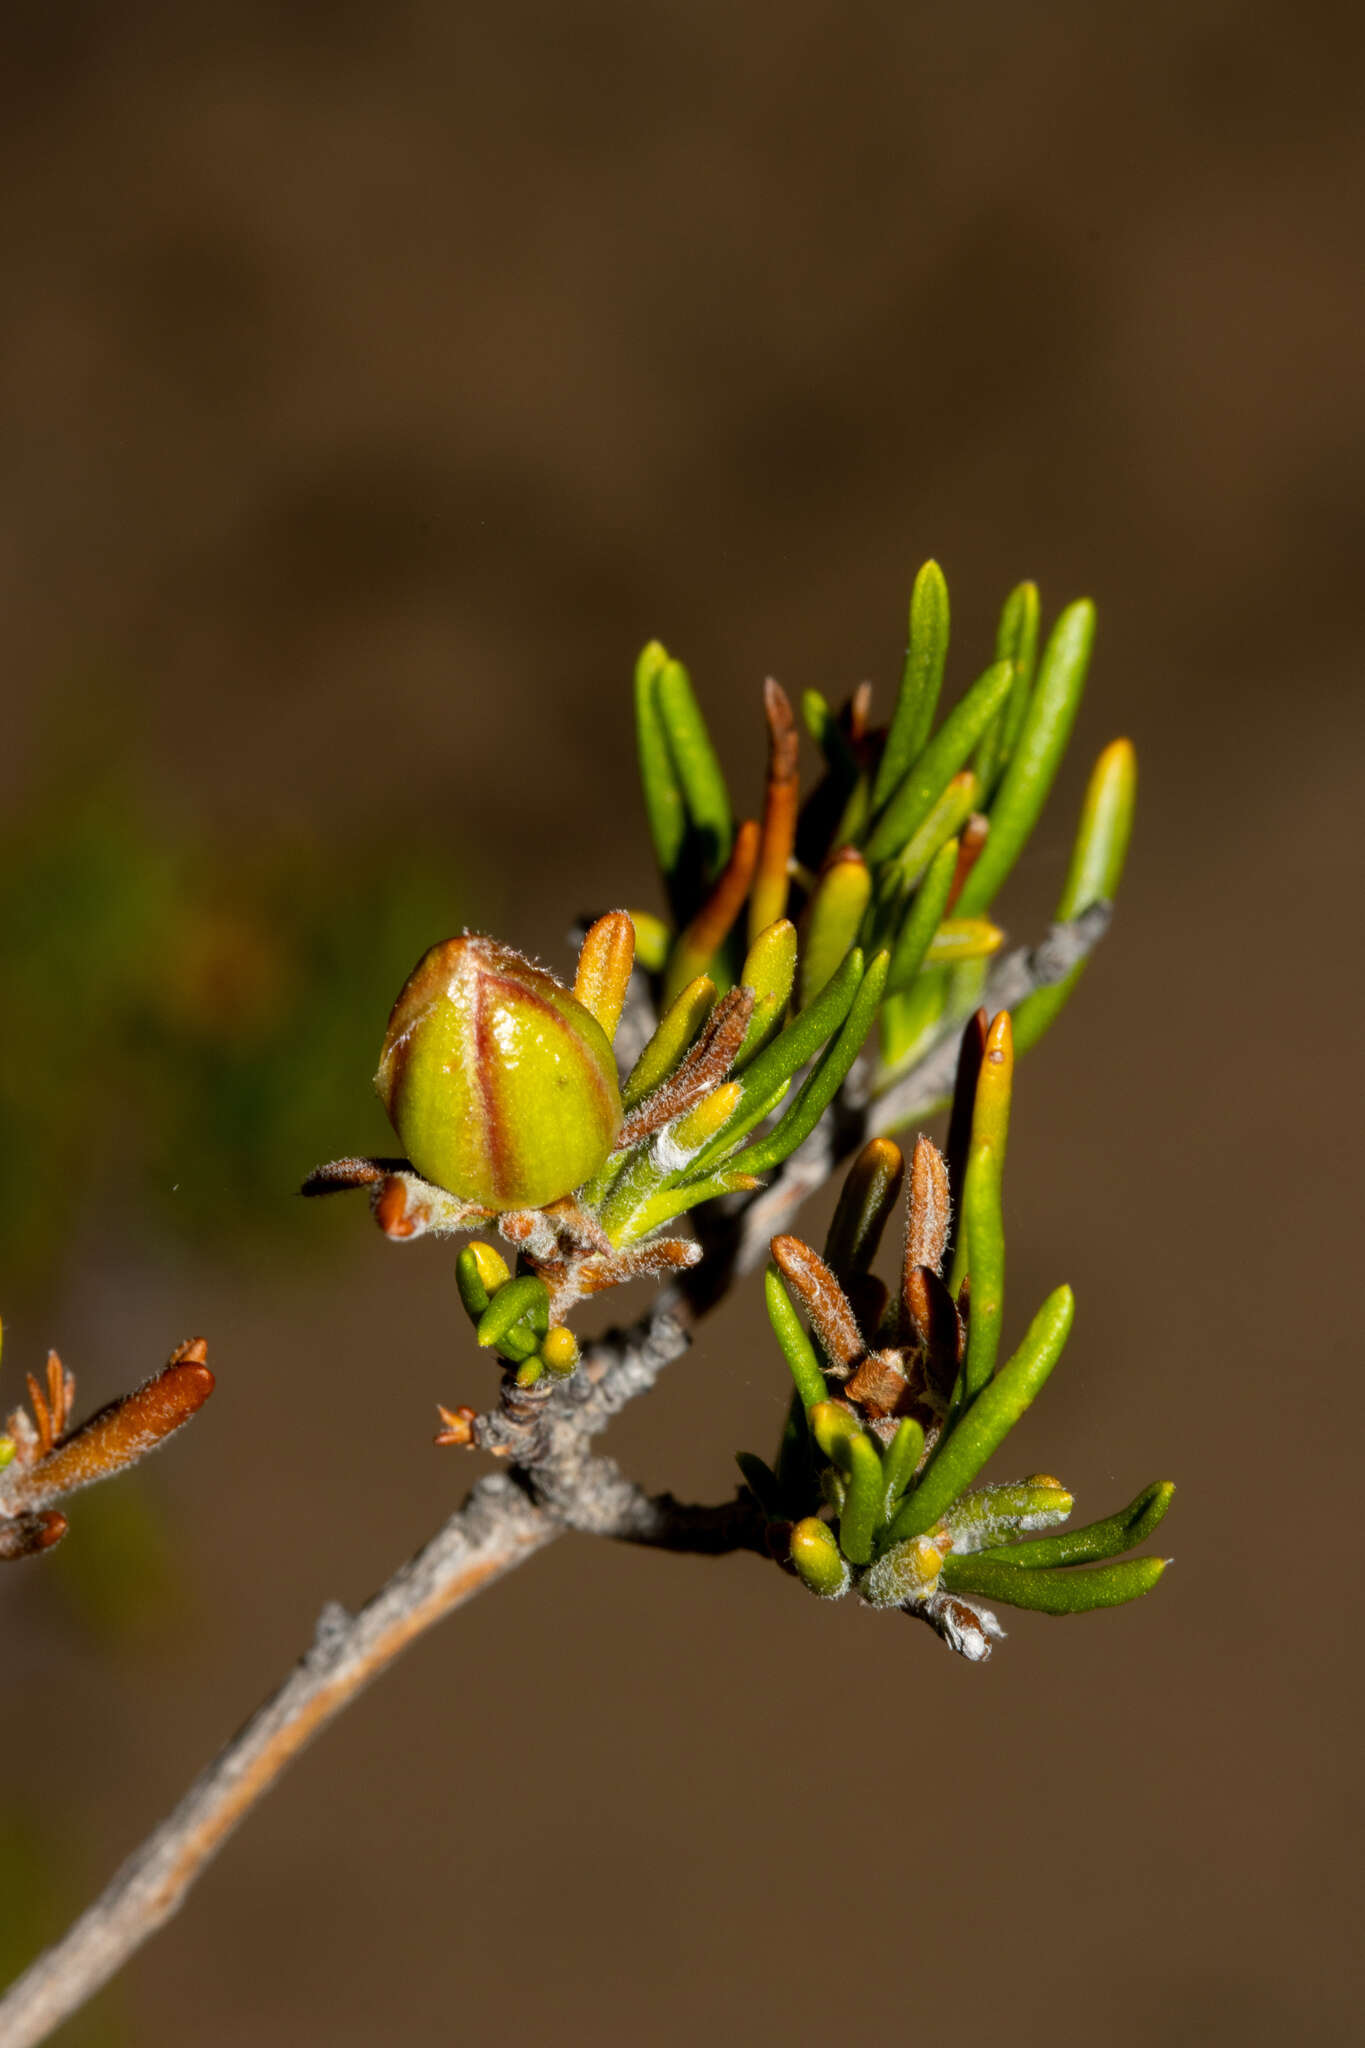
[0,1475,552,2048]
[0,906,1109,2046]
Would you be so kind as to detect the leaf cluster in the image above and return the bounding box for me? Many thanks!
[633,563,1134,1085]
[741,1010,1172,1658]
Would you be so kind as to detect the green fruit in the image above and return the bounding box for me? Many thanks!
[376,936,623,1211]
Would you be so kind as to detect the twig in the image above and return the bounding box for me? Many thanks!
[0,1475,552,2048]
[865,904,1112,1137]
[0,1466,761,2045]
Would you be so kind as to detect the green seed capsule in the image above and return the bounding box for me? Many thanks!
[375,935,623,1211]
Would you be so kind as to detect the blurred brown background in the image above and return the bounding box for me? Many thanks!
[1,3,1361,2043]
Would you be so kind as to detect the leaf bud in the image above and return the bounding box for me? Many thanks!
[809,1399,865,1465]
[540,1327,580,1377]
[862,1533,947,1609]
[376,936,623,1212]
[789,1516,850,1599]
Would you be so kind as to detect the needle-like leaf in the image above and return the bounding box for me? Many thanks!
[621,976,717,1111]
[887,1284,1074,1544]
[880,1418,926,1510]
[939,1552,1167,1613]
[634,641,687,901]
[973,579,1041,794]
[954,599,1095,914]
[799,850,871,1009]
[865,660,1013,864]
[764,1267,829,1409]
[721,950,888,1178]
[872,560,950,811]
[835,1432,885,1566]
[476,1275,550,1349]
[682,947,865,1178]
[824,1137,905,1281]
[1012,736,1137,1051]
[884,837,959,997]
[655,656,735,882]
[972,1479,1174,1570]
[734,919,797,1066]
[955,1011,1013,1392]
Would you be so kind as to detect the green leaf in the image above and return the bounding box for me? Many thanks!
[682,948,864,1178]
[954,599,1095,915]
[955,1011,1013,1394]
[799,854,871,1009]
[739,918,798,1011]
[994,581,1041,760]
[835,1432,886,1566]
[655,657,735,882]
[457,1246,537,1360]
[802,687,834,747]
[830,772,873,849]
[943,1479,1073,1553]
[721,950,889,1178]
[627,1163,761,1235]
[872,561,950,811]
[880,1418,925,1510]
[973,1479,1174,1570]
[865,661,1013,865]
[973,580,1041,794]
[735,919,797,1067]
[621,975,717,1110]
[886,1284,1074,1543]
[939,1552,1167,1613]
[874,770,979,909]
[627,908,672,975]
[764,1265,829,1410]
[476,1274,550,1348]
[923,917,1003,965]
[634,641,687,897]
[824,1136,905,1281]
[1012,736,1137,1053]
[884,838,959,997]
[455,1245,494,1322]
[734,989,786,1070]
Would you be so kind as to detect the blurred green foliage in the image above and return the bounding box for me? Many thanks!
[0,777,465,1277]
[0,1807,129,2046]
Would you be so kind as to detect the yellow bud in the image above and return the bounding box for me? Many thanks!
[540,1327,580,1377]
[671,1081,741,1153]
[789,1516,849,1598]
[467,1242,511,1294]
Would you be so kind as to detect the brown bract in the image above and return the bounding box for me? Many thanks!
[0,1338,215,1556]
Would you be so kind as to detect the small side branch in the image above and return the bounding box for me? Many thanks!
[866,905,1112,1138]
[533,1451,767,1555]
